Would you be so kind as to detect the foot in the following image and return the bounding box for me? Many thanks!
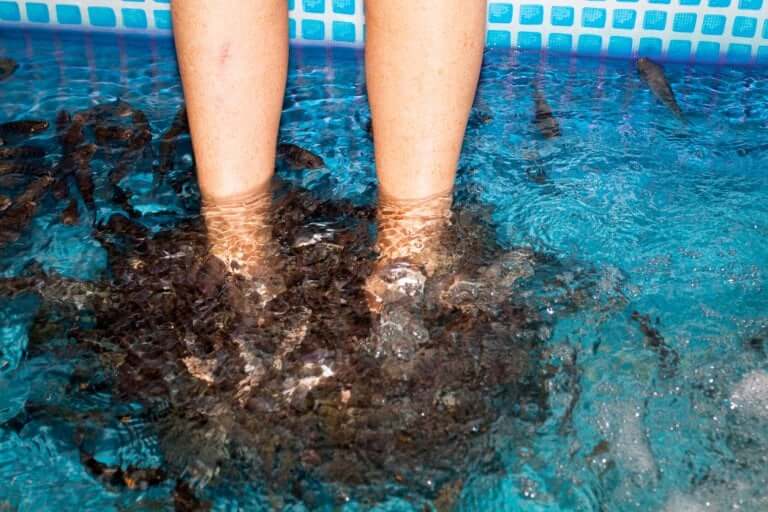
[202,190,285,304]
[365,192,452,313]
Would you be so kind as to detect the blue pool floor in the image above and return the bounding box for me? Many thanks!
[0,29,768,511]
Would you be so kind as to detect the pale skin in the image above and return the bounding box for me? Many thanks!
[171,0,486,291]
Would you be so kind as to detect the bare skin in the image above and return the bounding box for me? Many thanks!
[172,0,485,295]
[172,0,287,278]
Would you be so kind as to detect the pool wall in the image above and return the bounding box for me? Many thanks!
[0,0,766,65]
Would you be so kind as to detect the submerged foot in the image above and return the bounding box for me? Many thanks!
[202,190,285,304]
[365,192,452,313]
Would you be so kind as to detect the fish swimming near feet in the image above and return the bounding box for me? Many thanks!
[532,84,561,139]
[156,106,189,174]
[636,57,685,121]
[0,175,54,247]
[277,143,325,170]
[0,146,46,160]
[0,120,49,139]
[0,57,18,82]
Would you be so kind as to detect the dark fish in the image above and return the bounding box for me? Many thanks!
[99,213,148,239]
[73,144,97,209]
[112,185,140,218]
[468,107,493,129]
[0,195,10,213]
[0,175,54,246]
[0,161,49,176]
[0,120,49,138]
[636,57,685,120]
[52,177,70,200]
[61,198,79,225]
[277,143,325,170]
[0,57,18,82]
[0,146,46,160]
[74,99,135,124]
[0,173,34,188]
[94,125,133,145]
[631,311,679,377]
[533,85,561,139]
[56,110,85,150]
[109,123,152,185]
[156,106,189,173]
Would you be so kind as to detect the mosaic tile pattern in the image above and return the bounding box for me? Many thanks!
[0,0,766,64]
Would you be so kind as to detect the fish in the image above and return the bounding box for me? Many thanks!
[74,99,135,125]
[72,144,97,209]
[0,57,18,82]
[636,57,685,120]
[0,146,46,160]
[156,106,189,173]
[631,311,679,377]
[0,120,49,139]
[0,175,54,246]
[112,185,140,218]
[532,84,561,139]
[0,195,10,213]
[468,107,493,129]
[94,125,133,145]
[56,110,85,150]
[0,161,49,176]
[61,198,79,225]
[277,143,325,170]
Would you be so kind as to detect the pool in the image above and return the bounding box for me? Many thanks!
[1,28,768,511]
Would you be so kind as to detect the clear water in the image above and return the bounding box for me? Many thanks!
[1,29,768,511]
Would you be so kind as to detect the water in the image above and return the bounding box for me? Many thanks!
[1,29,768,511]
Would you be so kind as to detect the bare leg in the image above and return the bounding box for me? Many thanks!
[365,0,485,309]
[172,0,287,287]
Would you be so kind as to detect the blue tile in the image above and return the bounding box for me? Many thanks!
[332,20,355,42]
[550,6,573,26]
[122,8,147,29]
[643,10,667,30]
[679,0,701,4]
[613,9,636,29]
[88,6,115,27]
[26,3,49,23]
[548,33,573,52]
[649,0,670,3]
[701,14,726,35]
[302,19,325,40]
[56,4,81,25]
[582,8,606,28]
[488,3,513,24]
[332,0,354,15]
[667,40,692,60]
[757,46,768,64]
[727,43,752,63]
[154,9,171,30]
[708,0,730,6]
[673,13,697,32]
[764,19,768,39]
[519,5,543,25]
[289,18,296,38]
[518,31,542,49]
[608,36,633,57]
[696,41,721,62]
[486,29,511,47]
[0,1,20,21]
[738,0,762,9]
[288,0,295,10]
[578,34,603,55]
[303,0,325,14]
[732,16,757,37]
[638,37,663,57]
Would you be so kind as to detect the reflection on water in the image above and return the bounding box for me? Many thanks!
[0,29,767,511]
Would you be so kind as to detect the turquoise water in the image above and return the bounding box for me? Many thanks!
[1,29,768,511]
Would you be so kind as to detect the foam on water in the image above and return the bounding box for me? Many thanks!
[0,30,767,511]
